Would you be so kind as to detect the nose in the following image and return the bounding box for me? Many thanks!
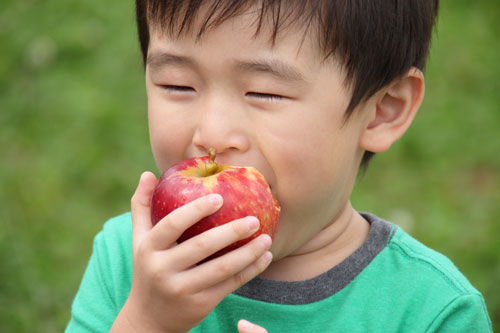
[192,96,250,156]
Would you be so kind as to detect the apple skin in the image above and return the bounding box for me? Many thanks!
[150,154,280,262]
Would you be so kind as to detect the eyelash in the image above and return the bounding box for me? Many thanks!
[161,86,285,101]
[246,92,284,101]
[161,85,195,93]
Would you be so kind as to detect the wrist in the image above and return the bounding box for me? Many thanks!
[112,298,172,333]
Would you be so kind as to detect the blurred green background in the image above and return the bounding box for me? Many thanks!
[1,0,499,331]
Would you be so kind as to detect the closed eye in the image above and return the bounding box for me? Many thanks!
[161,85,195,93]
[246,92,285,101]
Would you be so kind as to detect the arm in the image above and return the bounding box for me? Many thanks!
[110,172,273,333]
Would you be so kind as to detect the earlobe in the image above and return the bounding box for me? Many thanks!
[360,68,425,153]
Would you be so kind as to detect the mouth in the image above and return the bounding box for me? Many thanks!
[201,148,276,194]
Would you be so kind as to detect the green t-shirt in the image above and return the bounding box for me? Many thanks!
[66,213,492,332]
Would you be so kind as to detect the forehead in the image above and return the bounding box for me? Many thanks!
[146,1,325,58]
[147,18,336,83]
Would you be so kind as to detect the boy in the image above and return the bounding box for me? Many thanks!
[67,1,492,332]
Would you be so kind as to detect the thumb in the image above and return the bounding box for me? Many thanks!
[130,171,158,252]
[238,319,268,333]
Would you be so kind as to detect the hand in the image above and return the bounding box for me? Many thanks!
[238,319,268,333]
[111,171,273,333]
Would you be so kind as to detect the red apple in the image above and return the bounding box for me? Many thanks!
[151,148,280,262]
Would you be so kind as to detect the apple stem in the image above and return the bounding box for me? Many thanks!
[208,148,216,163]
[206,148,218,176]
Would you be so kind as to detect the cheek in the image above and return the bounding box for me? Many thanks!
[262,111,357,213]
[275,137,344,206]
[148,97,194,172]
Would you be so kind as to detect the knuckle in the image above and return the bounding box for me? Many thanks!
[130,194,139,210]
[192,194,221,216]
[164,216,183,235]
[232,271,245,288]
[130,192,149,211]
[231,219,249,238]
[191,236,209,252]
[193,197,209,214]
[250,239,266,260]
[165,278,190,297]
[216,261,234,277]
[255,254,269,273]
[150,267,165,286]
[142,259,165,287]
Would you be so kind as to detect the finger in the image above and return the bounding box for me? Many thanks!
[148,193,223,250]
[238,319,268,333]
[182,233,272,292]
[203,250,273,301]
[130,171,158,252]
[169,216,261,268]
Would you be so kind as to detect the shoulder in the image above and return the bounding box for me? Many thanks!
[358,213,491,331]
[377,225,492,331]
[91,212,133,283]
[388,227,478,296]
[357,214,483,304]
[99,212,133,239]
[93,212,133,252]
[91,212,133,280]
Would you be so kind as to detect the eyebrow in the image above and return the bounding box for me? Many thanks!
[234,59,306,83]
[146,52,306,83]
[147,52,195,70]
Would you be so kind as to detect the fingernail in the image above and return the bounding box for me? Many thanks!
[260,234,272,249]
[263,251,273,263]
[208,193,223,207]
[246,216,259,232]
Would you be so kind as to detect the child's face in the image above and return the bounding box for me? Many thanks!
[145,10,373,259]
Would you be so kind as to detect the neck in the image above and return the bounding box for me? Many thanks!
[260,202,370,281]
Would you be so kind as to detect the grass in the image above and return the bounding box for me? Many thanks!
[1,0,499,331]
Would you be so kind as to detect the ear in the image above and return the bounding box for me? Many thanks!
[359,68,425,153]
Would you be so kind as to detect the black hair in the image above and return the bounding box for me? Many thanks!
[135,0,439,169]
